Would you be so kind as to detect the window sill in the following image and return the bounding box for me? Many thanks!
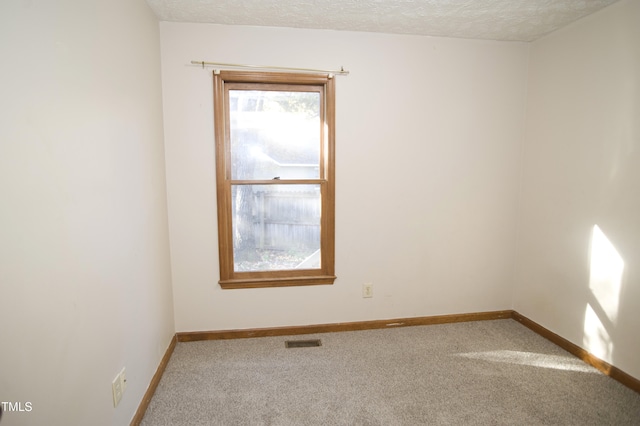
[219,275,336,289]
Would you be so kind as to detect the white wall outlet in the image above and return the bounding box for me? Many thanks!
[112,367,127,407]
[112,374,122,407]
[363,283,373,298]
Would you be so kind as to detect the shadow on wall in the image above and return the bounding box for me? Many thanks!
[583,225,625,363]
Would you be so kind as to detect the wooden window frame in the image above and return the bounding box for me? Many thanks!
[213,71,336,289]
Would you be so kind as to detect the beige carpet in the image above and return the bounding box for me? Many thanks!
[141,319,640,425]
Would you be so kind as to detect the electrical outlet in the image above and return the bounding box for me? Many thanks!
[112,374,122,407]
[363,283,373,298]
[112,367,127,407]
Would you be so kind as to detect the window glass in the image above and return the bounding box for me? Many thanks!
[229,90,321,180]
[231,184,321,272]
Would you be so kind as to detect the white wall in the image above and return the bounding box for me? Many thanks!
[514,0,640,379]
[0,1,635,421]
[160,23,529,332]
[0,1,174,425]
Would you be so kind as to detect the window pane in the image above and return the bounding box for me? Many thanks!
[229,90,321,180]
[231,184,321,272]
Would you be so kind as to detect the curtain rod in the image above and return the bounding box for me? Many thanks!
[190,60,349,76]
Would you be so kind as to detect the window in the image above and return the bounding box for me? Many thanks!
[213,71,336,289]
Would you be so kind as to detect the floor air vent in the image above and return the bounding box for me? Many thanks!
[285,339,322,348]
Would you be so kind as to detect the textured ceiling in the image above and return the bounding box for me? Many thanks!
[145,0,620,42]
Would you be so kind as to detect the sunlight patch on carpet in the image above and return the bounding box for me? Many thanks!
[456,350,597,373]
